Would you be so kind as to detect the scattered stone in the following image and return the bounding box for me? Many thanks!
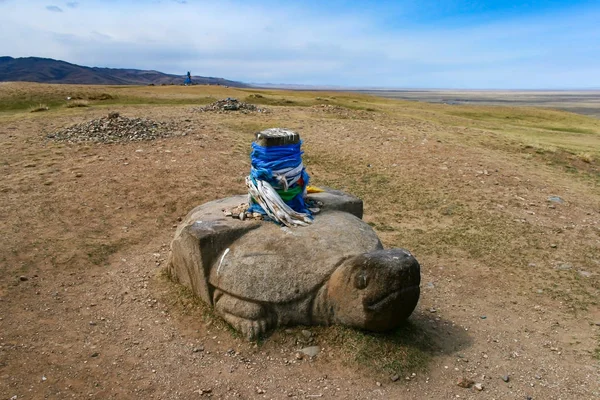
[300,346,321,358]
[474,383,484,391]
[41,376,47,382]
[47,114,180,143]
[194,98,268,113]
[555,263,572,271]
[547,196,564,204]
[90,352,99,357]
[19,276,28,281]
[550,244,558,249]
[390,374,400,382]
[223,203,263,221]
[578,270,592,278]
[256,387,265,394]
[502,375,510,383]
[310,104,369,118]
[193,346,205,353]
[457,377,475,388]
[295,352,303,360]
[301,329,313,339]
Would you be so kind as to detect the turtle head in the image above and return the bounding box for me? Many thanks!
[326,249,420,332]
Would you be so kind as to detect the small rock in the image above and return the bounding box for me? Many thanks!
[390,374,400,382]
[300,346,320,358]
[547,196,564,204]
[90,352,99,358]
[578,270,592,278]
[376,381,382,387]
[502,375,510,382]
[295,352,303,360]
[301,329,312,339]
[19,276,28,281]
[41,376,47,382]
[555,263,572,271]
[457,377,474,388]
[474,383,483,391]
[193,346,204,353]
[550,244,557,249]
[256,387,265,394]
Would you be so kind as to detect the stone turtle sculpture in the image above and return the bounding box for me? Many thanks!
[167,189,420,340]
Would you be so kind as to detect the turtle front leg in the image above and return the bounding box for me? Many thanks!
[213,290,274,340]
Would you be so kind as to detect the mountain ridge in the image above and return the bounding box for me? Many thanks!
[0,56,247,87]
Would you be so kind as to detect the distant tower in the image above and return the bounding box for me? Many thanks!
[184,71,192,85]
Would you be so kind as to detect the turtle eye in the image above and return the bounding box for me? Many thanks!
[354,271,369,290]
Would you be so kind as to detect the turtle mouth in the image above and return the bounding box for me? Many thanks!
[365,285,419,312]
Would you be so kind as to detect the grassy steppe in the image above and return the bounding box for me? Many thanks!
[0,82,599,397]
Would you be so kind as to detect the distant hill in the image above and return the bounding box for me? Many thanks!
[0,56,248,87]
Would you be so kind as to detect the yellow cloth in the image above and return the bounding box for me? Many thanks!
[306,186,324,193]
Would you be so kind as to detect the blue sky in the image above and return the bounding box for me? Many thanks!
[0,0,599,88]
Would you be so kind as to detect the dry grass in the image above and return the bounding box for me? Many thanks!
[65,99,89,108]
[28,103,49,112]
[578,152,594,163]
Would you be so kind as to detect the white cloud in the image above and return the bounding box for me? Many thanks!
[0,0,598,88]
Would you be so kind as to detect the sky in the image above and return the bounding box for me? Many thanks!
[0,0,599,89]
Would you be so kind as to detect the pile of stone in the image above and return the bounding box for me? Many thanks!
[222,203,264,221]
[47,112,178,143]
[194,98,268,113]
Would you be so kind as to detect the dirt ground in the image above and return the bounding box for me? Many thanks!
[1,84,599,399]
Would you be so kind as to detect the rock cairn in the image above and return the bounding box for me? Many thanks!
[47,112,178,143]
[194,98,267,113]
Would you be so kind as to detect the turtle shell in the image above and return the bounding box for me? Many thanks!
[208,211,383,303]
